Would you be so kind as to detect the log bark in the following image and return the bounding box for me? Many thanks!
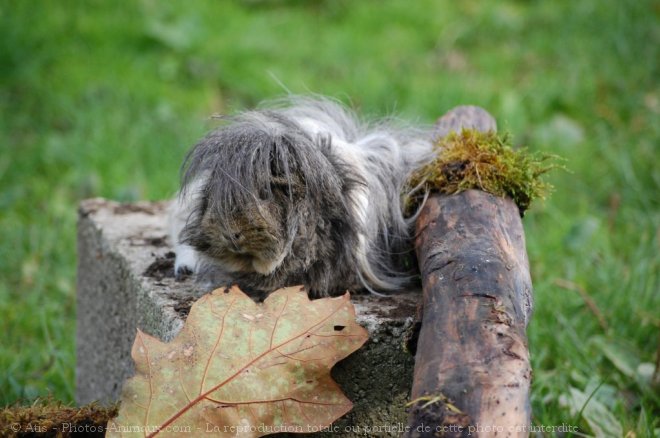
[405,108,533,437]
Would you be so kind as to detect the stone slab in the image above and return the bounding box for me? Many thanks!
[76,198,419,435]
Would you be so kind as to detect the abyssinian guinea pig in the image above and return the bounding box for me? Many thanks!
[169,97,433,297]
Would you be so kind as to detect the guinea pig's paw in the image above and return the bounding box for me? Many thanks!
[174,264,193,281]
[174,245,199,281]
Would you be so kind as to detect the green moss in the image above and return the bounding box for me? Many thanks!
[408,130,560,213]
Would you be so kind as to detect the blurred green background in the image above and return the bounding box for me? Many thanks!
[1,0,658,435]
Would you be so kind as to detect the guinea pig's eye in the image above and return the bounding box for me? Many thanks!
[271,182,291,197]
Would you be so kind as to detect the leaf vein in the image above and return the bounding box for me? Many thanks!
[200,295,237,394]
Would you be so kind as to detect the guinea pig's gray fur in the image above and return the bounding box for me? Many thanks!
[169,97,433,297]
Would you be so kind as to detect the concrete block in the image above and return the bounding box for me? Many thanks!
[76,198,419,434]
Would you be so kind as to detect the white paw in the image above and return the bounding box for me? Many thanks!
[174,245,199,280]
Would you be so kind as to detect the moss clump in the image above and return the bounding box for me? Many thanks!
[408,129,559,213]
[0,399,118,437]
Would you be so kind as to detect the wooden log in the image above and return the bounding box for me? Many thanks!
[405,108,533,437]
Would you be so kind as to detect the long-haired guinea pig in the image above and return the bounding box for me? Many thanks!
[169,97,433,298]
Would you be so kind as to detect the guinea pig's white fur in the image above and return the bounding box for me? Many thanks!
[170,96,433,297]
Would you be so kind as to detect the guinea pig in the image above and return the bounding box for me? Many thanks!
[169,97,433,298]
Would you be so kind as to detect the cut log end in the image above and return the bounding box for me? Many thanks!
[433,105,497,140]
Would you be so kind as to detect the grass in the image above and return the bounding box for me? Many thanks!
[1,0,658,435]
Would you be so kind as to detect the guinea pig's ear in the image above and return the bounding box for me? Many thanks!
[181,216,211,252]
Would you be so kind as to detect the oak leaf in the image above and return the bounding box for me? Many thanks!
[106,286,368,437]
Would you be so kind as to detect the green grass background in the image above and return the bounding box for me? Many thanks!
[1,0,658,435]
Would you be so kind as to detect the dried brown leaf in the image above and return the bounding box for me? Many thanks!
[106,286,368,437]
